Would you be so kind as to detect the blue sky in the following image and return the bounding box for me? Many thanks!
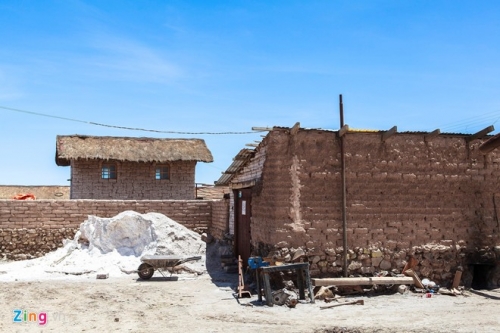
[1,0,499,186]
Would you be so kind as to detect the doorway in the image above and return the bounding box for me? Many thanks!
[471,264,494,290]
[234,188,252,268]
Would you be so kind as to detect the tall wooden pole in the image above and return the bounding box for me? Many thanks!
[339,94,348,277]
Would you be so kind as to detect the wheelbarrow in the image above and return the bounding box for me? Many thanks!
[137,255,202,280]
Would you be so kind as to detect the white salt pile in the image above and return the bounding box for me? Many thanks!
[80,212,158,256]
[0,211,207,281]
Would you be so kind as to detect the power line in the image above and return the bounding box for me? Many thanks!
[434,110,500,133]
[0,105,264,135]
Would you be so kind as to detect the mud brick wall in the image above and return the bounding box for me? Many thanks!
[234,145,267,184]
[69,160,196,200]
[210,199,229,240]
[245,129,500,286]
[229,145,267,234]
[0,199,212,260]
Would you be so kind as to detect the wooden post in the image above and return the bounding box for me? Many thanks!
[452,270,463,289]
[339,94,348,277]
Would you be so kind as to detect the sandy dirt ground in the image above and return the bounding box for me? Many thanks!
[1,260,500,333]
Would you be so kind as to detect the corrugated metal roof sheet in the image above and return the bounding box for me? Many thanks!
[215,148,254,186]
[273,125,495,137]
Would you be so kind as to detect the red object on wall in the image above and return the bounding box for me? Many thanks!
[12,193,36,200]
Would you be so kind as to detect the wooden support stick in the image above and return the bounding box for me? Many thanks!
[469,125,494,142]
[320,299,364,310]
[381,126,397,142]
[404,269,424,289]
[425,129,441,141]
[452,270,463,289]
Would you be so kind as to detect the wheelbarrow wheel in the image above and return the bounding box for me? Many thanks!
[138,263,154,280]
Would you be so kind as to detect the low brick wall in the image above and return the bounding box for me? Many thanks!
[210,199,229,240]
[0,199,213,259]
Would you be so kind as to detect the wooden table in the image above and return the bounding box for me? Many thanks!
[259,263,315,306]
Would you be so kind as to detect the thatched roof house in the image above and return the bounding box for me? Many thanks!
[56,135,213,166]
[55,135,213,200]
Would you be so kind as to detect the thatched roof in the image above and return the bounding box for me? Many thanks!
[56,135,213,166]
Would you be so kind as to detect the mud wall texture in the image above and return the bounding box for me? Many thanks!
[246,129,500,287]
[69,160,196,200]
[210,198,230,240]
[0,199,213,260]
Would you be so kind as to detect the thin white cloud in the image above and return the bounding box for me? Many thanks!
[0,67,23,101]
[80,34,184,83]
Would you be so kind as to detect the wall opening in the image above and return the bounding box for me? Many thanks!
[470,264,494,290]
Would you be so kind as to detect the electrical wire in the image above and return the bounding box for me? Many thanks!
[0,105,265,135]
[434,110,500,133]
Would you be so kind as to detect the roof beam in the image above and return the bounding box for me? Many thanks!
[245,143,258,147]
[338,124,349,138]
[479,132,500,154]
[381,126,397,142]
[252,127,273,131]
[425,129,441,141]
[290,122,301,136]
[469,125,494,141]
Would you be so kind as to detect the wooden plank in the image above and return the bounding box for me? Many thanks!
[404,269,424,289]
[381,126,397,142]
[338,124,349,138]
[290,122,301,136]
[320,299,364,310]
[402,256,418,274]
[469,125,494,141]
[452,270,463,289]
[479,132,500,154]
[312,276,414,287]
[238,255,251,298]
[424,129,441,141]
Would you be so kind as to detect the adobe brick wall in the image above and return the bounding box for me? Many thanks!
[0,199,212,260]
[233,145,267,184]
[241,129,500,287]
[69,160,196,199]
[210,199,229,240]
[229,144,267,234]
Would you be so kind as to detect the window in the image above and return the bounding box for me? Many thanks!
[102,164,117,179]
[155,165,169,180]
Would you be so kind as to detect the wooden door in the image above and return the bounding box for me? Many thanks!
[235,188,252,267]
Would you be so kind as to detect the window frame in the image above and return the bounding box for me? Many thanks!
[101,163,117,180]
[155,164,170,180]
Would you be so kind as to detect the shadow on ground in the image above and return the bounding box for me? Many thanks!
[205,241,239,289]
